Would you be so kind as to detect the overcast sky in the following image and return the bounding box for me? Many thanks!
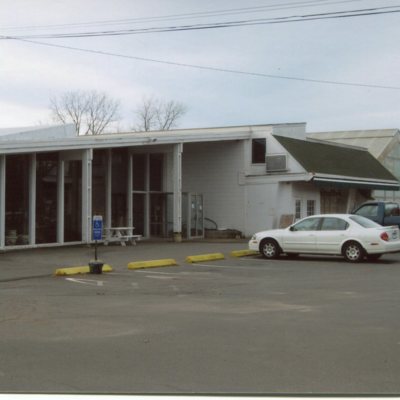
[1,0,400,133]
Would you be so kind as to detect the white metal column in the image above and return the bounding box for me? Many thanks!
[173,143,183,240]
[0,155,5,248]
[29,154,36,245]
[127,154,133,230]
[57,157,65,243]
[82,149,93,243]
[106,149,112,229]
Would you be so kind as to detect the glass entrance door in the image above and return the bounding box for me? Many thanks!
[189,193,204,238]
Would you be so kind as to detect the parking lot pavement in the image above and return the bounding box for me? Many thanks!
[0,239,248,281]
[1,243,400,394]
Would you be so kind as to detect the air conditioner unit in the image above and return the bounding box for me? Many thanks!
[266,154,287,172]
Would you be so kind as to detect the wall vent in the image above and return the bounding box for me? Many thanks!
[266,154,287,172]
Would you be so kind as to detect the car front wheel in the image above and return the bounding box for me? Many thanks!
[343,241,364,263]
[260,239,281,259]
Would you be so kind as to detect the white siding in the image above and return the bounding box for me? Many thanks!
[245,182,280,235]
[245,181,294,235]
[182,141,245,232]
[180,130,311,236]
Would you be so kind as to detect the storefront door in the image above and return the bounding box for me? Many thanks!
[188,193,204,238]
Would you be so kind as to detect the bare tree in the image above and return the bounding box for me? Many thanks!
[50,91,87,134]
[85,91,121,135]
[135,96,157,132]
[134,96,187,132]
[50,90,121,135]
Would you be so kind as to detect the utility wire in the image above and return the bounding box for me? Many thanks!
[8,37,400,91]
[0,0,377,32]
[1,5,400,39]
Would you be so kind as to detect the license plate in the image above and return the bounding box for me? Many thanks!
[392,231,398,240]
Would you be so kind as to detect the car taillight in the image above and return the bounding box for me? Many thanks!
[380,232,389,241]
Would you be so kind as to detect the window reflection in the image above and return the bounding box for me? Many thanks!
[36,153,58,244]
[6,155,29,245]
[64,160,82,242]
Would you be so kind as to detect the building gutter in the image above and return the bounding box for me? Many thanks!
[311,173,399,190]
[0,130,252,154]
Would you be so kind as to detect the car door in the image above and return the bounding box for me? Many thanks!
[282,217,321,253]
[316,217,349,254]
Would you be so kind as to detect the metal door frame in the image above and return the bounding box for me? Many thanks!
[187,192,204,239]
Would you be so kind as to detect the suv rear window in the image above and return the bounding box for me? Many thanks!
[349,215,381,228]
[354,204,378,218]
[385,203,400,217]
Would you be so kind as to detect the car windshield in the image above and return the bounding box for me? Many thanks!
[349,215,381,228]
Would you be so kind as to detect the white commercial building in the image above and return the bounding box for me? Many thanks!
[0,122,397,250]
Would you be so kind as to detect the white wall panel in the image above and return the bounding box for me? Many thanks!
[182,141,246,233]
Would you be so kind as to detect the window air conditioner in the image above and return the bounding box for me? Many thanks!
[265,154,287,172]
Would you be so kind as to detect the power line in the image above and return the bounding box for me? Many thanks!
[0,0,376,32]
[9,37,400,91]
[1,5,400,39]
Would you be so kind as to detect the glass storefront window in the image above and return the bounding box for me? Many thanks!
[112,148,128,226]
[64,160,82,242]
[5,155,30,246]
[132,154,146,191]
[150,193,165,236]
[36,153,58,244]
[150,154,163,191]
[132,194,145,235]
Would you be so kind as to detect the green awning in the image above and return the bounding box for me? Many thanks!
[312,176,399,191]
[274,135,398,182]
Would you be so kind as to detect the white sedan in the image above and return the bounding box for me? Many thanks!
[249,214,400,262]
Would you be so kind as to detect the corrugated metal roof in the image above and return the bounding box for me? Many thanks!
[307,129,398,159]
[0,124,76,141]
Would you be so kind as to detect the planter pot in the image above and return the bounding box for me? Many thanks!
[173,232,182,243]
[89,260,104,274]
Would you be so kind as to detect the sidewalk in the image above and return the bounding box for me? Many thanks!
[0,239,249,282]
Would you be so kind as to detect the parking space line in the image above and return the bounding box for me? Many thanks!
[146,275,175,280]
[135,270,180,275]
[65,278,104,286]
[193,263,270,270]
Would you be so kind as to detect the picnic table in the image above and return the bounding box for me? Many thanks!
[103,227,142,246]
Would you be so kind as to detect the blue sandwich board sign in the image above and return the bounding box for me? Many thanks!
[93,215,103,241]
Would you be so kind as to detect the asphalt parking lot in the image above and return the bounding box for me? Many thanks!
[1,240,400,395]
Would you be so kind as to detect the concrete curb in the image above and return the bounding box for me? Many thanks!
[54,264,113,276]
[128,259,178,270]
[0,274,52,283]
[230,250,259,257]
[185,253,225,263]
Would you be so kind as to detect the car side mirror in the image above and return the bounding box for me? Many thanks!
[289,226,295,232]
